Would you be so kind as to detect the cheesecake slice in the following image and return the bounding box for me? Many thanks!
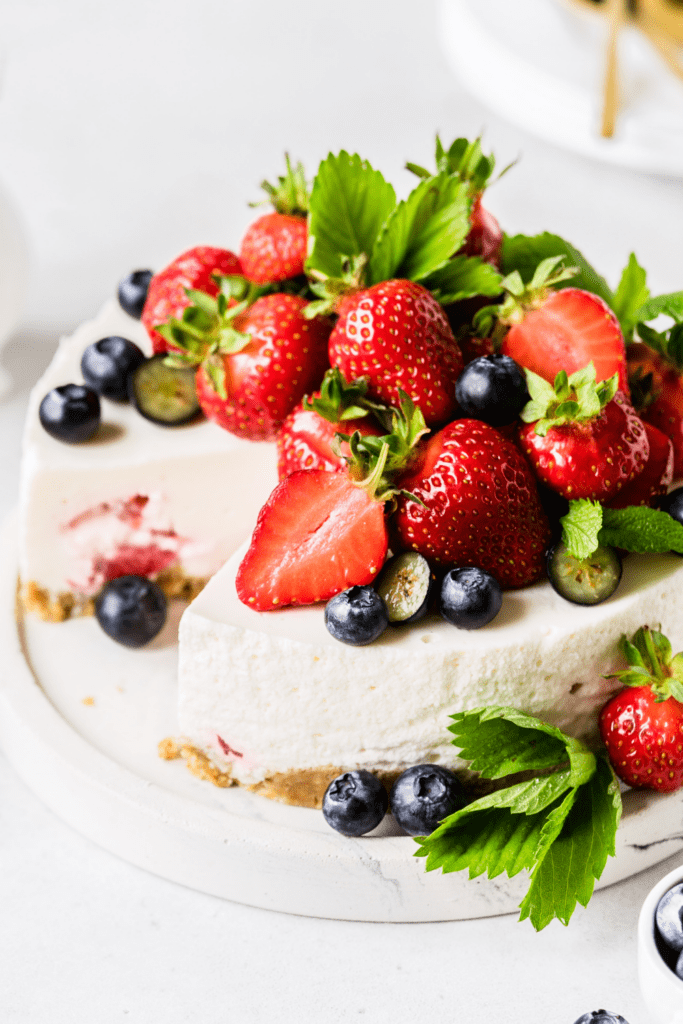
[19,300,277,620]
[177,540,683,807]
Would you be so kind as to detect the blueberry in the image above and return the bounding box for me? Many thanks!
[440,566,502,629]
[118,269,153,319]
[660,486,683,529]
[322,770,388,836]
[454,354,529,427]
[656,882,683,953]
[39,384,100,443]
[324,586,389,645]
[94,575,167,648]
[571,1013,630,1024]
[374,552,434,624]
[390,764,465,836]
[128,355,201,426]
[81,336,146,401]
[547,542,622,606]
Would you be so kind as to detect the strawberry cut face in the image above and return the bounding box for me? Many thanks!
[235,470,388,611]
[502,288,628,393]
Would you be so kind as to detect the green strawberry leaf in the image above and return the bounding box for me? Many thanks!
[367,174,471,285]
[501,232,613,307]
[448,706,570,778]
[306,151,396,281]
[634,291,683,325]
[417,706,621,930]
[422,256,504,306]
[518,758,621,929]
[599,506,683,554]
[612,253,650,340]
[560,500,604,561]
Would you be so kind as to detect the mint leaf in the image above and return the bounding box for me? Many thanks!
[368,174,470,284]
[418,705,621,930]
[612,254,650,339]
[519,758,621,929]
[422,255,503,305]
[306,151,396,280]
[448,706,570,778]
[560,499,603,560]
[634,291,683,325]
[501,232,613,307]
[599,505,683,554]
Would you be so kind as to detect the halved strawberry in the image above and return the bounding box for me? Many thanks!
[142,246,242,354]
[236,470,388,610]
[608,421,673,509]
[501,286,628,392]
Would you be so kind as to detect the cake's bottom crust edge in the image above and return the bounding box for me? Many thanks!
[21,568,209,623]
[158,737,402,809]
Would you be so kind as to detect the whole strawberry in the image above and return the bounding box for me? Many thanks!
[461,197,502,267]
[158,287,331,441]
[518,363,649,502]
[600,627,683,792]
[240,156,309,284]
[607,421,673,509]
[142,246,242,354]
[276,369,383,479]
[392,419,551,588]
[499,258,628,392]
[628,334,683,477]
[328,279,464,427]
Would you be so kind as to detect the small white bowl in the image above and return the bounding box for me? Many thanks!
[638,863,683,1024]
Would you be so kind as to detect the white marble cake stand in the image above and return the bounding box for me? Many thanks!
[2,514,683,923]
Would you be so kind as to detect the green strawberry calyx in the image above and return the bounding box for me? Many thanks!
[157,278,263,400]
[406,134,509,199]
[303,254,369,320]
[498,255,579,326]
[302,368,385,426]
[335,390,429,504]
[520,362,619,437]
[605,626,683,703]
[250,153,310,217]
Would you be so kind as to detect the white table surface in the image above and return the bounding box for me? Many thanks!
[2,1,683,1021]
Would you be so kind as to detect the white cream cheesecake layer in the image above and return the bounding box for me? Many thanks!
[178,543,683,785]
[20,300,277,598]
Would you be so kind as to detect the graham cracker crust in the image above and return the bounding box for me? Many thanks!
[158,737,401,809]
[21,567,208,623]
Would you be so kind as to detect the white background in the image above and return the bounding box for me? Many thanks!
[1,1,683,1020]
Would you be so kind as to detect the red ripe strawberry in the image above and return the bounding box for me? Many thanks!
[392,419,551,589]
[328,279,464,428]
[502,287,628,392]
[240,155,310,285]
[240,212,307,284]
[276,369,384,480]
[518,364,649,502]
[236,470,388,610]
[193,293,331,441]
[458,333,495,366]
[461,198,502,267]
[608,421,673,509]
[142,246,242,354]
[599,627,683,792]
[628,340,683,477]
